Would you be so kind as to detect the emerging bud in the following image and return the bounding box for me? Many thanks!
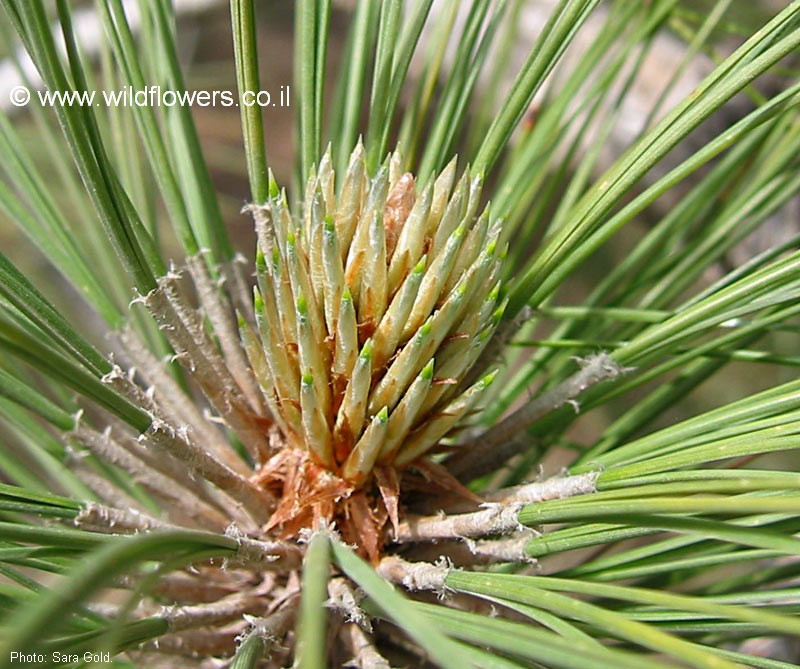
[245,144,505,543]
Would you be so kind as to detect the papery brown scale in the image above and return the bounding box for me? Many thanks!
[333,420,355,464]
[344,491,384,564]
[384,173,416,259]
[331,373,348,411]
[375,466,401,535]
[356,317,377,341]
[409,459,483,504]
[344,252,364,294]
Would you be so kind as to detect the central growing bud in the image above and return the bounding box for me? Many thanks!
[242,145,505,548]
